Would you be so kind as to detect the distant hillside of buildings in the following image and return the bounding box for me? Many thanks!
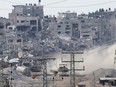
[0,3,116,57]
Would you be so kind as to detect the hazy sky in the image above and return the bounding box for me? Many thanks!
[0,0,116,18]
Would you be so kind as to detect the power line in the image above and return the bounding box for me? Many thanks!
[44,0,116,8]
[1,0,68,6]
[0,0,115,12]
[1,0,116,8]
[0,0,68,11]
[43,0,68,6]
[62,51,85,87]
[0,9,12,10]
[0,0,22,4]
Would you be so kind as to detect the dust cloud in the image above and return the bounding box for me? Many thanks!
[83,44,116,73]
[47,43,116,74]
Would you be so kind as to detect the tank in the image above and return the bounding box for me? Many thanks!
[58,66,69,76]
[58,66,69,72]
[30,65,42,72]
[23,62,31,67]
[16,66,31,76]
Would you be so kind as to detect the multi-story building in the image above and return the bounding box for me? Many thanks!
[16,16,42,37]
[0,17,12,38]
[9,3,43,37]
[48,12,98,48]
[5,25,17,52]
[88,8,114,19]
[88,8,115,45]
[9,3,43,42]
[47,9,116,48]
[9,4,43,24]
[77,14,100,46]
[0,17,13,55]
[7,3,43,54]
[43,15,57,39]
[6,6,116,51]
[109,10,116,43]
[55,11,78,38]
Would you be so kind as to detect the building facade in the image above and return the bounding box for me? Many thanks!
[9,4,43,24]
[56,11,78,38]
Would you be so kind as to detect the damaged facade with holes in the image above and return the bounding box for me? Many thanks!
[0,17,13,56]
[8,4,43,52]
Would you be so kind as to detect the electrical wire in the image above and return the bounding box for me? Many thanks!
[0,0,69,6]
[43,0,68,6]
[0,9,12,10]
[0,0,22,5]
[44,0,116,8]
[0,0,116,9]
[0,0,68,11]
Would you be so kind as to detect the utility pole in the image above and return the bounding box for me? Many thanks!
[62,51,85,87]
[0,61,9,87]
[42,59,48,87]
[0,64,4,87]
[114,50,116,64]
[37,57,56,87]
[93,72,96,87]
[23,56,55,87]
[112,50,116,77]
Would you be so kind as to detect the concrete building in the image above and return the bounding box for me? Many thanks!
[47,12,99,48]
[77,9,116,46]
[109,10,116,43]
[58,11,77,18]
[0,17,12,38]
[9,4,44,24]
[88,8,116,45]
[8,3,43,47]
[5,25,17,53]
[77,14,100,46]
[88,8,114,19]
[43,15,57,39]
[0,17,13,55]
[55,11,78,38]
[16,16,42,33]
[71,20,80,40]
[14,16,42,53]
[47,10,116,48]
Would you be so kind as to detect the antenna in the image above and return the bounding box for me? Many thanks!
[38,0,41,5]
